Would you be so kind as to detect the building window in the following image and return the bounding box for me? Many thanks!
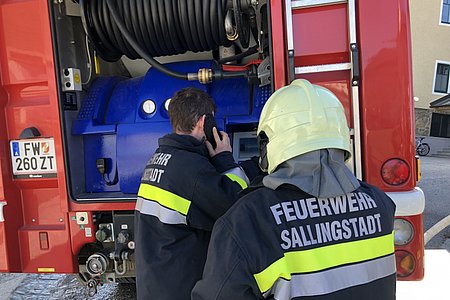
[430,113,450,138]
[442,0,450,24]
[434,63,450,93]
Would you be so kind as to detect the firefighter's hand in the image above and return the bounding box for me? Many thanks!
[206,127,232,157]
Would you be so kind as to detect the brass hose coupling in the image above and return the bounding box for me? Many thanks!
[188,68,213,84]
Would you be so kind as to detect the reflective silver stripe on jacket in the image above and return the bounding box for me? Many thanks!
[224,166,250,189]
[136,197,187,225]
[263,254,396,299]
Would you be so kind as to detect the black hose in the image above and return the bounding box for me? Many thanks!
[222,70,250,79]
[102,0,186,79]
[81,0,232,61]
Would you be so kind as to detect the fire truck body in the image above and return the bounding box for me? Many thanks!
[0,0,424,290]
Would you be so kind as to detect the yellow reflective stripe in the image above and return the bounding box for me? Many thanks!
[38,268,55,272]
[137,183,191,215]
[253,232,395,293]
[225,173,248,189]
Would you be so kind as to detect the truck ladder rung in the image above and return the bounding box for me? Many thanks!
[295,62,351,74]
[291,0,347,9]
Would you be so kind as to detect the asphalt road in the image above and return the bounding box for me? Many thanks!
[0,155,449,299]
[418,156,450,249]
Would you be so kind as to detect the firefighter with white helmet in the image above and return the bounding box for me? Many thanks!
[192,79,396,300]
[257,79,351,175]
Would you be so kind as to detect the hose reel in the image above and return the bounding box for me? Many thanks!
[80,0,258,83]
[80,0,256,60]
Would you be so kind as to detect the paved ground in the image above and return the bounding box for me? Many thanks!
[397,249,450,299]
[0,274,136,299]
[418,156,450,249]
[0,156,448,299]
[0,274,27,300]
[396,156,450,300]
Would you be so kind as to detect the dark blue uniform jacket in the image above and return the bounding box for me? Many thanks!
[135,134,245,300]
[192,181,396,300]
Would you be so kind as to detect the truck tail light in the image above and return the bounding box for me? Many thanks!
[381,159,409,185]
[395,215,424,281]
[395,250,416,278]
[394,218,414,246]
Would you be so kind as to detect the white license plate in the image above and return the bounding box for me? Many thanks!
[10,138,57,179]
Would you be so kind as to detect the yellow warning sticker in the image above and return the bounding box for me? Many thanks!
[74,72,81,84]
[37,267,55,272]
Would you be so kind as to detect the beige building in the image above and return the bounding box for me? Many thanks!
[410,0,450,138]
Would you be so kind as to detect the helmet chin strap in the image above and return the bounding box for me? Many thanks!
[257,131,269,172]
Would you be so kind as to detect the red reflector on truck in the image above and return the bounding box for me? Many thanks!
[381,159,409,185]
[39,232,49,250]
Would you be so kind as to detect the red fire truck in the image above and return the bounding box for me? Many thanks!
[0,0,425,294]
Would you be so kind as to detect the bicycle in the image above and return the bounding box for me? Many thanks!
[416,137,430,156]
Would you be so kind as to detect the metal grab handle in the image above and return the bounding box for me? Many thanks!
[0,202,6,222]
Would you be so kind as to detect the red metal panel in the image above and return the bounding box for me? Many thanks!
[0,0,74,272]
[19,225,74,273]
[21,189,65,226]
[0,224,6,270]
[69,201,135,212]
[0,1,48,85]
[292,4,349,66]
[0,65,23,273]
[358,0,423,279]
[358,0,416,191]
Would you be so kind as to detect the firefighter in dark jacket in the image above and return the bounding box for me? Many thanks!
[192,79,397,300]
[135,88,249,300]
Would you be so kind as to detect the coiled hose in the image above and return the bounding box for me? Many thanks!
[80,0,252,82]
[81,0,232,62]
